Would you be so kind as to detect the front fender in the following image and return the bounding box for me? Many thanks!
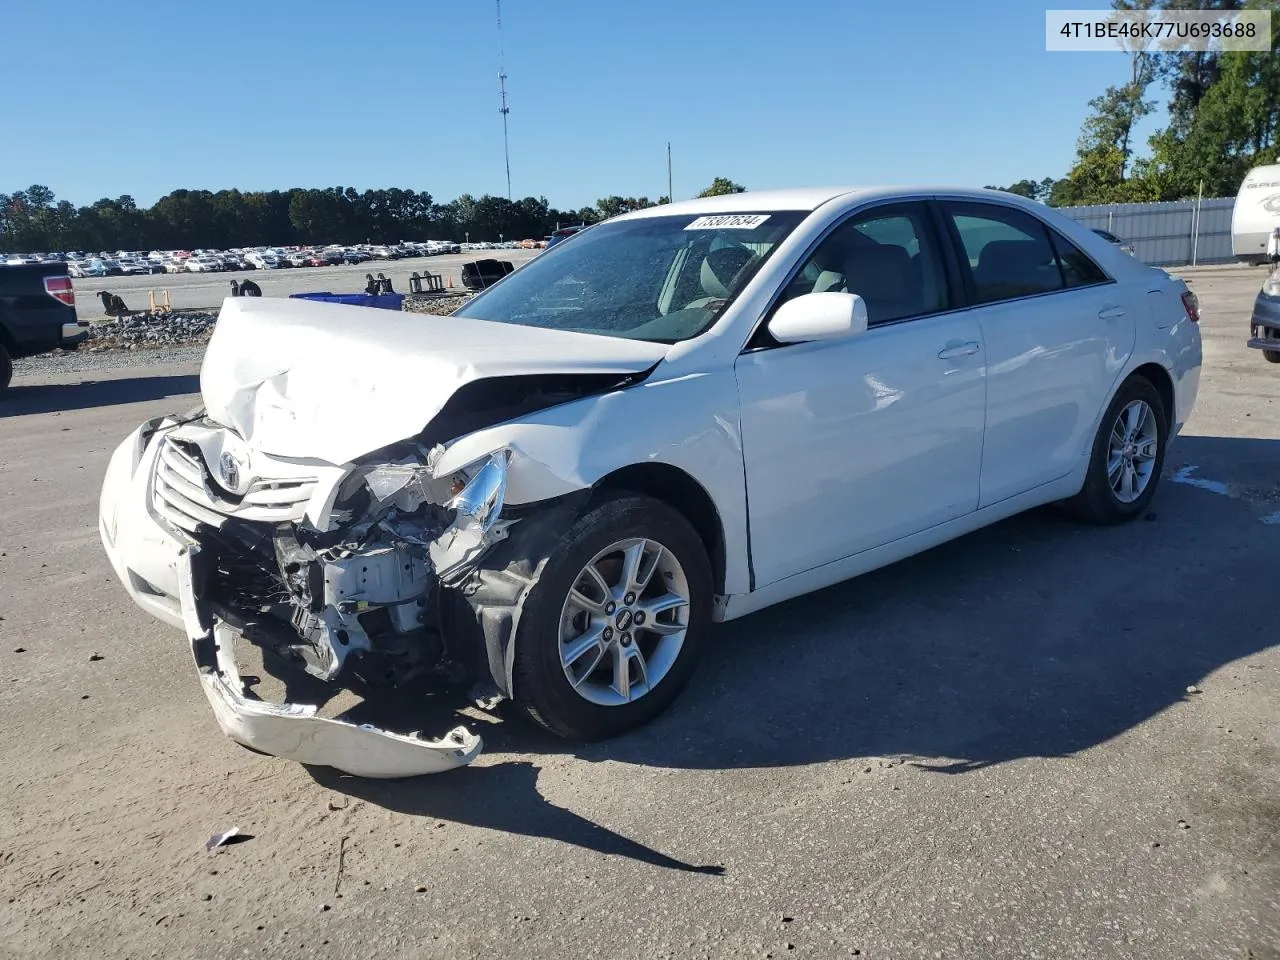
[432,368,751,596]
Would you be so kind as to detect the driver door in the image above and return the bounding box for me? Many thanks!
[734,202,988,587]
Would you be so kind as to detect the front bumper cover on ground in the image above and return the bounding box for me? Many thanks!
[176,545,483,778]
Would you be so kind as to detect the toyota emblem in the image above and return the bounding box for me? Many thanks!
[218,451,242,491]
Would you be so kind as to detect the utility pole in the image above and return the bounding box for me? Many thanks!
[497,0,512,202]
[667,142,673,203]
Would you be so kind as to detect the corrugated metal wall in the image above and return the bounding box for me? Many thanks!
[1057,198,1236,267]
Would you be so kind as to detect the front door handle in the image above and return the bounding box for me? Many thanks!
[938,341,980,360]
[1098,304,1126,320]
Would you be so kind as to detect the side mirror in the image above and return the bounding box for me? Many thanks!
[767,291,868,344]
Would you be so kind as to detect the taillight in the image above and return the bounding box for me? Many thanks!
[1180,290,1199,323]
[44,275,76,307]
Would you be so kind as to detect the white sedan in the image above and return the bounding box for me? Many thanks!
[98,186,1202,777]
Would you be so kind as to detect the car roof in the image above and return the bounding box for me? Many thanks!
[615,186,1049,221]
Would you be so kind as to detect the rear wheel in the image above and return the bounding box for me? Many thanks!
[511,493,713,741]
[1065,375,1168,524]
[1263,349,1280,364]
[0,344,12,395]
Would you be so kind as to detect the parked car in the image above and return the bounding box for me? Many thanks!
[96,186,1203,777]
[186,256,223,273]
[0,262,89,393]
[1091,228,1137,258]
[1247,266,1280,364]
[285,252,312,267]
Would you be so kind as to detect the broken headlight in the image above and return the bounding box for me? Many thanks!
[446,449,510,534]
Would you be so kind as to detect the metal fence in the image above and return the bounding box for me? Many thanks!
[1056,197,1235,267]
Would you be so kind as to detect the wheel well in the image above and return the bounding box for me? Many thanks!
[0,323,17,355]
[1129,362,1175,424]
[592,463,727,594]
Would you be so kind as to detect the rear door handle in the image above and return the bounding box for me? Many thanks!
[938,341,980,360]
[1098,304,1126,320]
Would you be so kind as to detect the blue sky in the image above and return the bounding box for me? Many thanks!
[0,0,1160,210]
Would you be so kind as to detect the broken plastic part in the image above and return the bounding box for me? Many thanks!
[429,449,514,584]
[197,621,482,777]
[206,827,242,852]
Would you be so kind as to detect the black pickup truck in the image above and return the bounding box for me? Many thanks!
[0,262,90,393]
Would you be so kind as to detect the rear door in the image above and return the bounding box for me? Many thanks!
[939,200,1135,507]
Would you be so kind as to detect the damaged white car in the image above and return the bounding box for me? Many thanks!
[99,187,1202,777]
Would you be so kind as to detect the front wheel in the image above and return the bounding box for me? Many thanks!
[1263,349,1280,364]
[1065,375,1168,524]
[511,493,713,741]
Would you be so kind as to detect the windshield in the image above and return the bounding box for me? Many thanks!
[454,211,806,343]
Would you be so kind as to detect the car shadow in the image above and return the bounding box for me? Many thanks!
[312,433,1279,870]
[0,374,201,416]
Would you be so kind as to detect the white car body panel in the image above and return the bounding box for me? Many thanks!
[99,185,1203,776]
[735,310,986,585]
[971,284,1134,507]
[201,296,668,465]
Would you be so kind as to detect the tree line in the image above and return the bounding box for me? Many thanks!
[0,177,747,255]
[988,0,1279,206]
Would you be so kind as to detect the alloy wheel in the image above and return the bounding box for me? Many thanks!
[1107,399,1159,503]
[557,537,691,707]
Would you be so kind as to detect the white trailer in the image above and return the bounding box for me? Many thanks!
[1232,163,1280,264]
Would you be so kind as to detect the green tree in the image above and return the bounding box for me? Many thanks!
[696,177,746,197]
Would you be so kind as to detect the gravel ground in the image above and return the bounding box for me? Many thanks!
[0,263,1276,960]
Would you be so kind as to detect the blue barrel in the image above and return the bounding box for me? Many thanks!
[288,292,405,311]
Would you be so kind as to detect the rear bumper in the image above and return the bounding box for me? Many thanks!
[61,320,90,346]
[1248,290,1280,351]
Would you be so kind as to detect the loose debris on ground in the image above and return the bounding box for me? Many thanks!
[402,293,472,316]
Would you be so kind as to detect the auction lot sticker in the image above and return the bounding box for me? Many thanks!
[685,214,771,230]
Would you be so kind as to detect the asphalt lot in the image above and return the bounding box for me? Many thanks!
[75,249,541,314]
[1,264,1277,959]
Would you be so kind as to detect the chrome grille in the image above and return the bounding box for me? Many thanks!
[152,438,317,534]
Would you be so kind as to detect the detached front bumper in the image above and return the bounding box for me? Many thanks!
[99,421,484,778]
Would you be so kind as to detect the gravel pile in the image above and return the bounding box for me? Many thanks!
[86,311,220,351]
[402,293,473,316]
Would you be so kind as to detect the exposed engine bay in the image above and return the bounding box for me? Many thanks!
[160,417,513,695]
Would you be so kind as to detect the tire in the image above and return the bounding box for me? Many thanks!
[1264,349,1280,364]
[1065,374,1168,524]
[511,492,713,741]
[0,344,11,395]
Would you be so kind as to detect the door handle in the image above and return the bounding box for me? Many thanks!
[1098,304,1126,320]
[937,341,980,360]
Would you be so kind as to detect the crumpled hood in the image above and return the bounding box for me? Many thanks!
[200,297,668,464]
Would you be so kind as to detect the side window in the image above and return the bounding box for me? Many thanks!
[776,204,949,326]
[946,203,1064,304]
[1048,229,1109,288]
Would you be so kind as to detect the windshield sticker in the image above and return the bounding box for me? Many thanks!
[684,214,771,231]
